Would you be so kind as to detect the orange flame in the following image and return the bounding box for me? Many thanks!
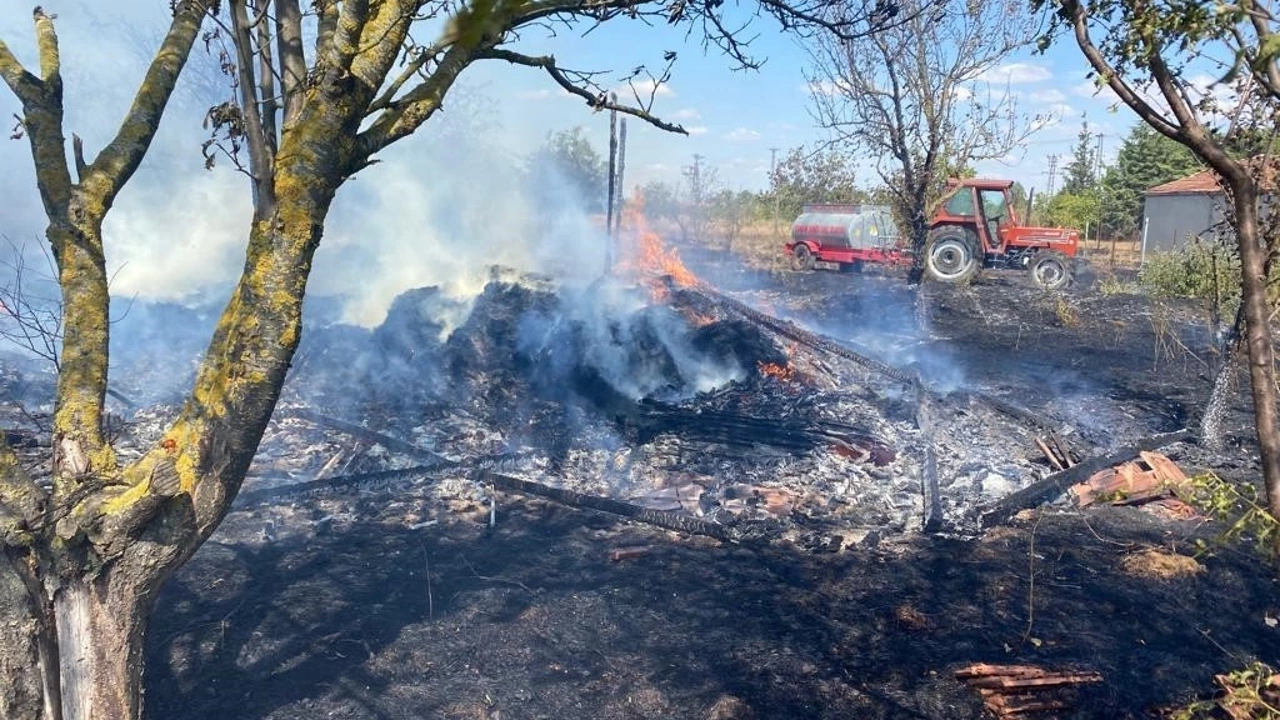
[615,192,700,290]
[757,361,796,382]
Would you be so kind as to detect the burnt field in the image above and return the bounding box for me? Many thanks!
[5,244,1277,719]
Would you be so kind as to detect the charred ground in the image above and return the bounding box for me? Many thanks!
[4,250,1276,719]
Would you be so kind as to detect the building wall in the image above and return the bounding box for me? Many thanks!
[1142,193,1225,254]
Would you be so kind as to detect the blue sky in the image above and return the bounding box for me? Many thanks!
[455,4,1145,196]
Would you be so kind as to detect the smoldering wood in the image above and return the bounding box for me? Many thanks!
[476,470,758,544]
[916,390,943,532]
[236,465,443,506]
[280,407,455,466]
[630,400,895,464]
[977,429,1195,528]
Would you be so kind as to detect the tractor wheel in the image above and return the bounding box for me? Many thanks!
[792,244,816,271]
[924,228,979,283]
[1030,251,1073,290]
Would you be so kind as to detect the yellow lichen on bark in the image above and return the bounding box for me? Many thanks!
[32,9,59,83]
[348,1,413,90]
[98,475,152,515]
[51,217,115,478]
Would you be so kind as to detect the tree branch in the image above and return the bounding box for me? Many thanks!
[477,48,688,133]
[316,0,339,62]
[0,441,44,548]
[32,7,59,86]
[275,0,307,125]
[254,0,280,154]
[228,0,275,215]
[333,0,371,69]
[0,39,43,105]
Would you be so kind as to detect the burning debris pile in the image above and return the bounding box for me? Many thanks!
[217,214,1137,551]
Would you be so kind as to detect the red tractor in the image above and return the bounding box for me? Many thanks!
[786,179,1081,290]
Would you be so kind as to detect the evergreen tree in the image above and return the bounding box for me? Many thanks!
[1099,123,1202,238]
[1062,119,1096,194]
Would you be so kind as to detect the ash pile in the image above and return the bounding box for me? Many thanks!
[231,266,1082,551]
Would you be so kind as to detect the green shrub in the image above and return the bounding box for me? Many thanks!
[1138,238,1241,314]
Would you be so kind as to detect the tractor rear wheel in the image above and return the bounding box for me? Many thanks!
[924,228,979,283]
[792,244,816,271]
[1030,251,1073,290]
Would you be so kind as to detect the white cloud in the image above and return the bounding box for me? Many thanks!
[979,63,1053,85]
[724,127,761,142]
[517,87,575,101]
[686,126,709,136]
[670,108,701,121]
[1029,88,1067,104]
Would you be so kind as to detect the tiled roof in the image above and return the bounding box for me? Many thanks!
[1146,156,1280,195]
[1146,169,1220,196]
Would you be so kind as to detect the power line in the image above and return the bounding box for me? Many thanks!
[1045,154,1059,195]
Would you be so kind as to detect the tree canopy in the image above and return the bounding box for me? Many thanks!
[766,144,866,219]
[528,126,607,213]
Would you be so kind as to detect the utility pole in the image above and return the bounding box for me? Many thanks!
[682,154,704,241]
[1045,154,1059,195]
[684,153,704,202]
[606,94,618,274]
[769,147,780,237]
[1094,133,1105,246]
[613,119,627,239]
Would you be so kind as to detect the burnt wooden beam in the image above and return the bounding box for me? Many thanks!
[237,465,441,505]
[476,470,767,544]
[279,407,456,466]
[977,428,1195,528]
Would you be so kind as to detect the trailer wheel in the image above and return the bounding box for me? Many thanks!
[1030,251,1073,290]
[924,228,979,283]
[792,244,816,271]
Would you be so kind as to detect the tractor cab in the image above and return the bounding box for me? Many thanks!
[934,179,1021,254]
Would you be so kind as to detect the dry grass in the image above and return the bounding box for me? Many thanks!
[1079,238,1143,270]
[1119,547,1204,580]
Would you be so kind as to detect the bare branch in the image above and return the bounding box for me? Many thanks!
[228,0,276,215]
[275,0,307,124]
[0,441,45,547]
[478,48,688,133]
[254,1,280,153]
[0,39,43,104]
[316,0,339,61]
